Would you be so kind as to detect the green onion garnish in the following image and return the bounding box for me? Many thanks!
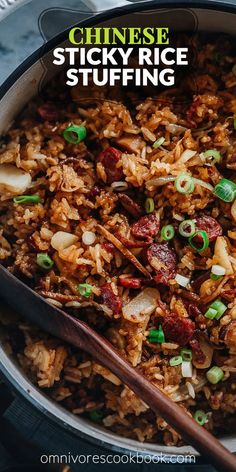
[145,198,154,214]
[37,253,54,270]
[175,173,195,195]
[204,307,218,320]
[181,348,192,362]
[179,219,196,238]
[204,299,227,320]
[234,118,236,130]
[210,299,227,320]
[194,410,207,426]
[189,230,209,253]
[210,265,225,281]
[63,125,87,144]
[161,225,175,241]
[214,178,236,203]
[169,356,182,366]
[89,410,103,422]
[206,366,224,384]
[202,149,221,163]
[148,329,159,338]
[148,325,165,344]
[153,137,165,148]
[210,273,222,281]
[78,283,93,298]
[13,195,41,204]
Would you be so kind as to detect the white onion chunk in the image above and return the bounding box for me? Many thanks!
[0,164,31,196]
[122,288,159,323]
[51,231,78,251]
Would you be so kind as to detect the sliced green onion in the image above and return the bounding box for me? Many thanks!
[175,273,190,288]
[13,195,41,204]
[37,253,54,270]
[194,410,208,426]
[169,356,182,366]
[148,325,165,344]
[205,299,227,320]
[89,410,103,422]
[77,283,93,298]
[156,326,165,343]
[148,329,159,338]
[145,198,154,214]
[63,125,87,144]
[210,299,227,320]
[202,149,221,163]
[210,264,225,281]
[206,366,224,384]
[179,219,196,238]
[204,307,218,320]
[181,348,192,362]
[153,137,165,148]
[175,173,195,195]
[161,225,175,241]
[214,178,236,203]
[210,273,222,281]
[189,230,209,253]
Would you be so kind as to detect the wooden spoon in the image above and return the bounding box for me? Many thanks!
[0,265,235,472]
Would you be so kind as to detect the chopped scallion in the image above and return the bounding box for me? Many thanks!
[175,173,195,195]
[204,307,218,320]
[179,219,196,238]
[210,273,222,281]
[205,299,227,320]
[194,410,207,426]
[13,195,41,204]
[78,283,93,298]
[148,325,165,344]
[202,149,221,163]
[145,198,154,214]
[214,178,236,203]
[206,366,224,384]
[37,253,54,270]
[210,299,227,320]
[210,265,225,281]
[63,124,87,144]
[161,225,175,241]
[181,348,192,362]
[169,356,182,366]
[175,273,190,288]
[189,230,209,253]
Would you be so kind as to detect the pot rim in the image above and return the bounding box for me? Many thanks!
[0,0,236,458]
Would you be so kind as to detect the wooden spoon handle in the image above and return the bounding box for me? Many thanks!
[0,265,235,471]
[69,319,236,472]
